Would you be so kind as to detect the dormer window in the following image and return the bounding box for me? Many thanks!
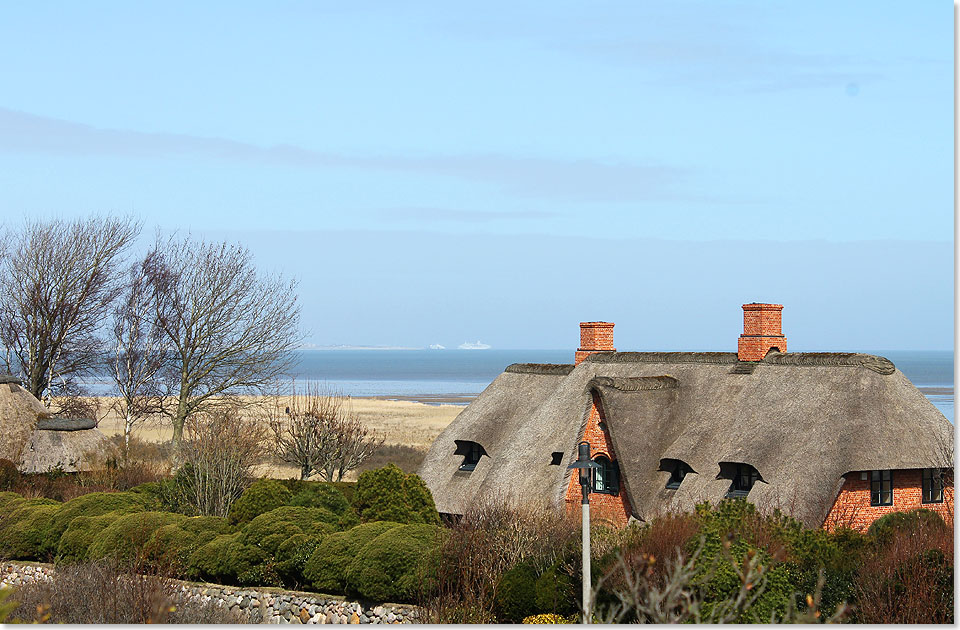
[592,455,620,495]
[660,458,695,490]
[719,462,762,499]
[454,440,487,472]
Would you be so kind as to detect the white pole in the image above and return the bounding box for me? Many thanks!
[582,502,591,624]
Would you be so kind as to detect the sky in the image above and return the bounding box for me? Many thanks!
[0,2,953,350]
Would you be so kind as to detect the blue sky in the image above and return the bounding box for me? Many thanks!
[0,2,953,350]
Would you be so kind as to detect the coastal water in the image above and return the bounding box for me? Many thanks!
[286,349,955,422]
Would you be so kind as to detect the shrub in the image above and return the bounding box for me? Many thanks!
[56,511,128,563]
[353,465,439,524]
[0,498,61,560]
[534,562,577,617]
[87,511,187,563]
[346,523,443,603]
[289,483,352,515]
[493,562,539,623]
[0,459,19,491]
[41,491,150,557]
[241,506,337,555]
[303,521,402,594]
[866,508,947,545]
[275,533,324,589]
[228,479,292,525]
[0,491,26,511]
[186,532,269,585]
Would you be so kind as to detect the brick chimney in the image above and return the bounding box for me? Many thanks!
[575,321,615,365]
[737,303,787,361]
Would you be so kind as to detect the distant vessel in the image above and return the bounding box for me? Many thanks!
[429,344,446,350]
[458,340,491,350]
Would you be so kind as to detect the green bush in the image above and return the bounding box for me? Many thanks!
[55,511,128,563]
[241,506,337,556]
[534,562,577,617]
[186,532,269,585]
[867,508,947,544]
[346,523,442,603]
[275,533,324,588]
[0,498,61,560]
[494,562,539,623]
[228,479,292,525]
[41,491,150,557]
[288,483,352,514]
[0,492,26,511]
[87,511,186,563]
[178,515,234,543]
[303,521,403,594]
[354,465,439,524]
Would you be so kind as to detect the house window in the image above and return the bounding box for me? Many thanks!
[592,455,620,495]
[550,452,563,466]
[922,468,943,504]
[870,470,893,506]
[660,458,694,490]
[720,462,761,499]
[453,440,487,472]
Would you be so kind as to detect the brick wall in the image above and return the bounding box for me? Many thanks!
[564,390,632,526]
[823,469,954,532]
[738,303,787,361]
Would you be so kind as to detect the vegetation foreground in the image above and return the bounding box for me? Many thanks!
[0,461,952,624]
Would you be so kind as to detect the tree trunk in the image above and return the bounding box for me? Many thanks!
[300,463,311,480]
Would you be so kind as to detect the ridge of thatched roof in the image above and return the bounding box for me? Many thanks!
[36,418,97,431]
[419,351,952,527]
[505,363,575,375]
[0,375,22,385]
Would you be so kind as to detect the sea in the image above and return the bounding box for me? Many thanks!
[284,349,955,423]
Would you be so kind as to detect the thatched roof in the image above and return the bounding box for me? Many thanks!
[0,375,114,473]
[0,376,50,463]
[419,351,953,527]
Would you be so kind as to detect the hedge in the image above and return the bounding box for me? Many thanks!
[241,506,337,556]
[229,479,292,525]
[346,523,443,602]
[353,465,439,525]
[56,511,128,563]
[303,521,403,594]
[0,498,61,560]
[186,532,270,585]
[40,491,150,557]
[288,483,352,515]
[87,511,187,563]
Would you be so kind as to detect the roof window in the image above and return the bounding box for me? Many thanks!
[718,462,763,499]
[660,458,695,490]
[453,440,487,472]
[550,452,563,465]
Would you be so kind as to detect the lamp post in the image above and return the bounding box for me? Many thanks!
[567,441,599,624]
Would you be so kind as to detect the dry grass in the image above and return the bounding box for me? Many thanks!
[92,395,460,481]
[8,558,247,624]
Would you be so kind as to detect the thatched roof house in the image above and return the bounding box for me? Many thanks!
[419,304,953,530]
[0,375,113,473]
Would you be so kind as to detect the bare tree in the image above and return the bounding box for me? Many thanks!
[147,236,302,448]
[268,383,343,480]
[176,406,267,517]
[325,410,384,482]
[110,251,169,456]
[269,383,383,481]
[0,216,141,401]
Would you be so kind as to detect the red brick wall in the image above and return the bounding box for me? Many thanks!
[738,303,787,361]
[564,390,632,526]
[823,469,954,532]
[575,322,615,366]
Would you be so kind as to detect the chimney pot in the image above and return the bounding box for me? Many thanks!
[576,321,615,365]
[737,303,787,361]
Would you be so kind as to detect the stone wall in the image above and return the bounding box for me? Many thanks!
[0,561,418,624]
